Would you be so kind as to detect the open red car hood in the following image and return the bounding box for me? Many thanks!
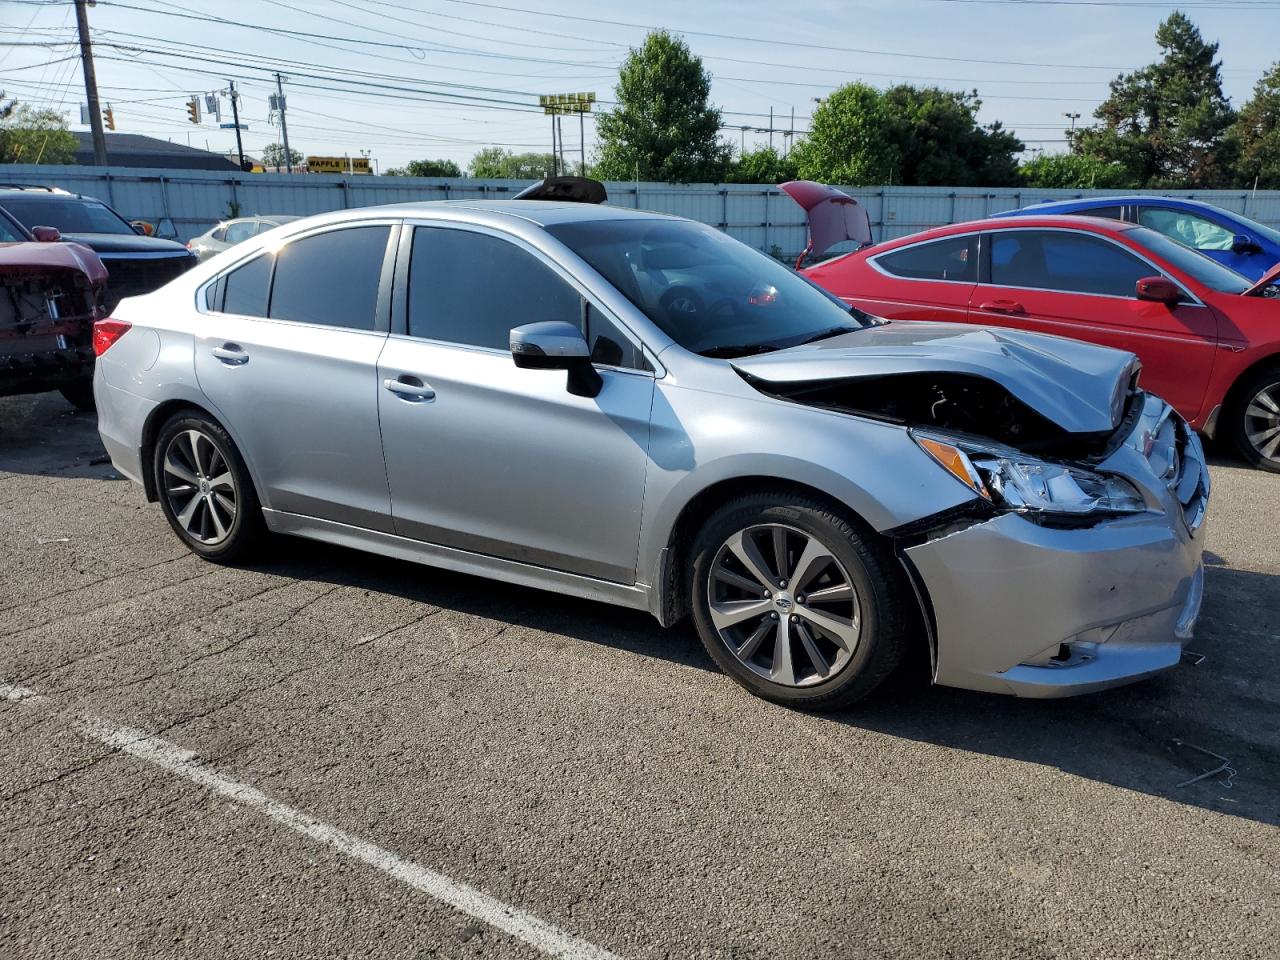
[0,241,108,286]
[1245,261,1280,297]
[780,180,873,268]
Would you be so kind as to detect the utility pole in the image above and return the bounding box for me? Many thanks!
[550,113,558,176]
[579,110,585,176]
[274,73,292,173]
[768,107,774,152]
[228,80,245,170]
[74,0,107,165]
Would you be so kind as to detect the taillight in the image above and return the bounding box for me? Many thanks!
[92,318,132,356]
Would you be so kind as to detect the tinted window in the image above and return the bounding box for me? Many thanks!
[875,236,977,282]
[586,303,648,370]
[0,216,22,242]
[547,219,867,358]
[408,227,579,350]
[990,230,1151,297]
[269,225,390,330]
[224,220,256,244]
[1130,227,1250,294]
[1139,207,1234,251]
[0,196,136,235]
[1083,205,1123,221]
[220,254,272,316]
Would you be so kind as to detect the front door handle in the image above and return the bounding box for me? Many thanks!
[211,343,249,365]
[977,299,1025,314]
[383,375,436,402]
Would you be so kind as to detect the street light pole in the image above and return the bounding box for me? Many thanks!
[74,0,107,166]
[275,73,292,173]
[228,81,246,170]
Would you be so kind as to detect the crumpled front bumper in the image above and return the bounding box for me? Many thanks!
[903,397,1208,698]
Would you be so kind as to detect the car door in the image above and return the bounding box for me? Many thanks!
[194,221,398,532]
[376,222,655,584]
[855,233,978,322]
[968,227,1219,419]
[1134,204,1253,276]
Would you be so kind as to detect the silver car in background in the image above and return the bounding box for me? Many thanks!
[186,215,300,261]
[93,201,1208,709]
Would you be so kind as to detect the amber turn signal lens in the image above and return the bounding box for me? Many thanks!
[917,436,991,500]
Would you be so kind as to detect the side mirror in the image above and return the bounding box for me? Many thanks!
[30,224,61,242]
[1135,276,1182,305]
[1232,234,1260,255]
[510,321,602,398]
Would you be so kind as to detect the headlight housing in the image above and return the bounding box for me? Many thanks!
[913,430,1146,518]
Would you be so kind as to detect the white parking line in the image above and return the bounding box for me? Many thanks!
[3,680,620,960]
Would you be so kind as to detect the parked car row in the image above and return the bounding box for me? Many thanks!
[89,179,1212,712]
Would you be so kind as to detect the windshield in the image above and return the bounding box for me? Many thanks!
[0,196,137,236]
[1129,226,1251,295]
[546,219,866,357]
[1233,211,1280,248]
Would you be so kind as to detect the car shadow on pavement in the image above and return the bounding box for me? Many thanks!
[251,534,1279,829]
[0,394,120,480]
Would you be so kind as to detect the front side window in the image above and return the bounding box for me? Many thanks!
[990,230,1152,298]
[220,254,272,317]
[547,219,867,358]
[874,236,977,282]
[1130,227,1250,294]
[1138,207,1235,252]
[269,225,390,330]
[0,197,137,236]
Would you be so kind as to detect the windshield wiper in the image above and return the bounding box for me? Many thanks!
[791,325,858,347]
[697,343,782,359]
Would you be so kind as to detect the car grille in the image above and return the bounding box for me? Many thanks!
[99,254,194,306]
[1131,396,1209,533]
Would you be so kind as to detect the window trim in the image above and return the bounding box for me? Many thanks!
[977,225,1206,307]
[197,219,401,334]
[867,233,982,286]
[390,219,662,378]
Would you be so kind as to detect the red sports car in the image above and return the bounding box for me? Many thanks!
[787,185,1280,471]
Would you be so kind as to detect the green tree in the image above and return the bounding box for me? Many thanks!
[384,157,463,177]
[1019,152,1131,189]
[790,83,1022,186]
[1072,12,1236,187]
[594,31,730,183]
[261,143,303,169]
[468,147,555,179]
[723,147,798,184]
[1231,62,1280,189]
[0,103,77,164]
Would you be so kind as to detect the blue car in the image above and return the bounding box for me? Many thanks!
[1000,196,1280,281]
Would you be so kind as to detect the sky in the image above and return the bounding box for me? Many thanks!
[0,0,1275,173]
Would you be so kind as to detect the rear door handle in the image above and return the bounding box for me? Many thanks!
[383,375,436,402]
[977,299,1025,314]
[211,343,249,365]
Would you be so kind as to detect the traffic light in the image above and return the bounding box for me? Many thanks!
[102,105,115,130]
[186,97,201,124]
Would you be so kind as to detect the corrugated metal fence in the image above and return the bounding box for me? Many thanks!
[5,163,1279,257]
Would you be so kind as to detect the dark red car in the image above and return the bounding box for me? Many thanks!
[790,188,1280,471]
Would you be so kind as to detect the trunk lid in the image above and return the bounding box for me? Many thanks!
[780,181,873,268]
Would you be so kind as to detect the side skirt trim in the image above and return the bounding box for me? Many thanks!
[262,509,654,614]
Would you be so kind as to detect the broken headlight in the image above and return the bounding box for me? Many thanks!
[913,431,1146,517]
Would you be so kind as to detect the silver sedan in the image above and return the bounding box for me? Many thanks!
[92,201,1208,709]
[186,215,299,261]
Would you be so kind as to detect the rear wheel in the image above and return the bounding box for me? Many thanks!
[59,378,95,412]
[1228,365,1280,473]
[689,492,909,710]
[153,412,267,562]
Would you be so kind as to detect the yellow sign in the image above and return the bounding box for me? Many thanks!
[539,92,595,115]
[305,156,372,175]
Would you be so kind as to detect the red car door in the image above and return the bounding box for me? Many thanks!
[969,228,1220,421]
[811,233,978,323]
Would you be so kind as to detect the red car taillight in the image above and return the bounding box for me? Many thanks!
[92,318,132,356]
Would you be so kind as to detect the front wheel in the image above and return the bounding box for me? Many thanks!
[153,411,267,562]
[689,492,910,710]
[1228,365,1280,473]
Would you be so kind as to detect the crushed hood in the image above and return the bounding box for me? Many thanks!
[780,180,873,268]
[1245,261,1280,297]
[732,321,1137,435]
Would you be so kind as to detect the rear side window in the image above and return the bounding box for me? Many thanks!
[874,236,976,282]
[220,254,272,317]
[269,225,391,330]
[990,230,1152,297]
[224,220,256,244]
[408,227,580,350]
[1082,205,1123,221]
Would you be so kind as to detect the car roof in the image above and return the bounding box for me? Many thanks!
[0,188,102,203]
[884,214,1136,244]
[1020,195,1230,214]
[357,199,681,227]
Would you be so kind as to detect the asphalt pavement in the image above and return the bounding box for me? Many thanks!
[1,392,1276,959]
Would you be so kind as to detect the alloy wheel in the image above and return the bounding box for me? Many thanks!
[1243,381,1280,463]
[706,523,861,688]
[162,429,238,545]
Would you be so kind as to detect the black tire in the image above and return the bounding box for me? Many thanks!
[59,378,96,412]
[1227,364,1280,473]
[152,411,267,563]
[689,491,910,711]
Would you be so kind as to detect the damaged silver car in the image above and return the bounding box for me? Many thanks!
[94,201,1208,709]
